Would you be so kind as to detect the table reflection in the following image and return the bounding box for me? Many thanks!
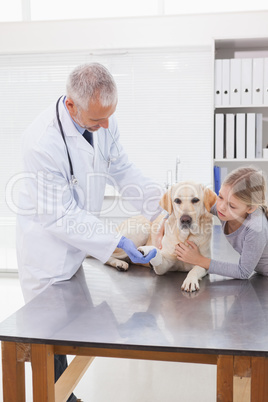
[3,257,267,356]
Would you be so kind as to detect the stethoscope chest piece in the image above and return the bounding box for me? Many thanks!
[71,175,78,185]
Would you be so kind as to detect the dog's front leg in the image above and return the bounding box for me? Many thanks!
[138,246,173,275]
[181,266,207,292]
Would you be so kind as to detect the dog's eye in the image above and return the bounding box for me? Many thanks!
[191,198,200,204]
[174,198,181,204]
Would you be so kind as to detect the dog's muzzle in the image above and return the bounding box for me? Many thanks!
[180,214,192,229]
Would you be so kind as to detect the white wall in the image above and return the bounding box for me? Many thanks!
[0,11,268,53]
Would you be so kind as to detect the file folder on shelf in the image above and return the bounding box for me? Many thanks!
[236,113,246,160]
[222,59,230,106]
[214,114,224,159]
[230,59,241,106]
[214,59,222,107]
[264,58,268,105]
[255,113,263,159]
[214,166,221,195]
[246,113,256,159]
[252,58,264,105]
[226,114,235,159]
[241,59,252,105]
[214,166,228,195]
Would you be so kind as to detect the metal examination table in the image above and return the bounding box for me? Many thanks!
[0,227,267,401]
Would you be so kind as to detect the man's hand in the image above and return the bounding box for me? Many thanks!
[117,236,157,264]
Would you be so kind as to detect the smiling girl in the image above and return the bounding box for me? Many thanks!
[175,166,268,279]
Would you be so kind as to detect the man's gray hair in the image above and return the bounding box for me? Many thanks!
[66,63,118,110]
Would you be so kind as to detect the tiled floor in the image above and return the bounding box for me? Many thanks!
[0,273,216,402]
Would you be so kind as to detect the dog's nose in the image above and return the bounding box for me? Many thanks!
[180,215,192,227]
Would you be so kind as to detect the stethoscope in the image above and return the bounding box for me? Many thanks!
[56,96,120,185]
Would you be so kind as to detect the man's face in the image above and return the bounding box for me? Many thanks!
[66,98,116,132]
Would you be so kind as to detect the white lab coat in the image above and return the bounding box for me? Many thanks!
[16,98,163,302]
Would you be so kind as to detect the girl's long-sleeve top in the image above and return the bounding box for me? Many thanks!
[209,203,268,279]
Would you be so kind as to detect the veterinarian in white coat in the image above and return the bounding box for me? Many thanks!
[16,63,162,304]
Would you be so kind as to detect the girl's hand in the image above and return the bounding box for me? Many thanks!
[175,241,211,269]
[175,240,202,265]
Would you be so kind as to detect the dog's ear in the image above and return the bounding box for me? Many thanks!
[159,189,173,215]
[204,188,217,212]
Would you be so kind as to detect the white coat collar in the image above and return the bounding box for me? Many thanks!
[57,96,95,154]
[57,96,80,137]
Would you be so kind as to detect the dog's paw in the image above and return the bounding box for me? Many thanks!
[138,246,162,267]
[138,245,155,255]
[106,257,129,272]
[181,275,200,293]
[115,260,129,271]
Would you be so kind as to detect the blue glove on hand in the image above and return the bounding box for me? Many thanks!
[117,236,157,264]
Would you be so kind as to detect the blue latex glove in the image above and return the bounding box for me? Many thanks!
[117,236,157,264]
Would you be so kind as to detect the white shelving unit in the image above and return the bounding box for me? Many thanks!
[216,105,267,109]
[213,37,268,188]
[215,158,265,162]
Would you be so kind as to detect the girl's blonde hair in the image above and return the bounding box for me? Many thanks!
[223,166,268,219]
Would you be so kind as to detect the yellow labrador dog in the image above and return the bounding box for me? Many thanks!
[106,182,217,292]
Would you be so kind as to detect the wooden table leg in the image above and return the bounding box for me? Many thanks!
[217,355,234,402]
[1,341,25,402]
[31,344,55,402]
[55,356,94,402]
[251,356,268,402]
[233,356,251,402]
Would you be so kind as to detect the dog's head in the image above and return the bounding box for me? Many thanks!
[160,181,217,234]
